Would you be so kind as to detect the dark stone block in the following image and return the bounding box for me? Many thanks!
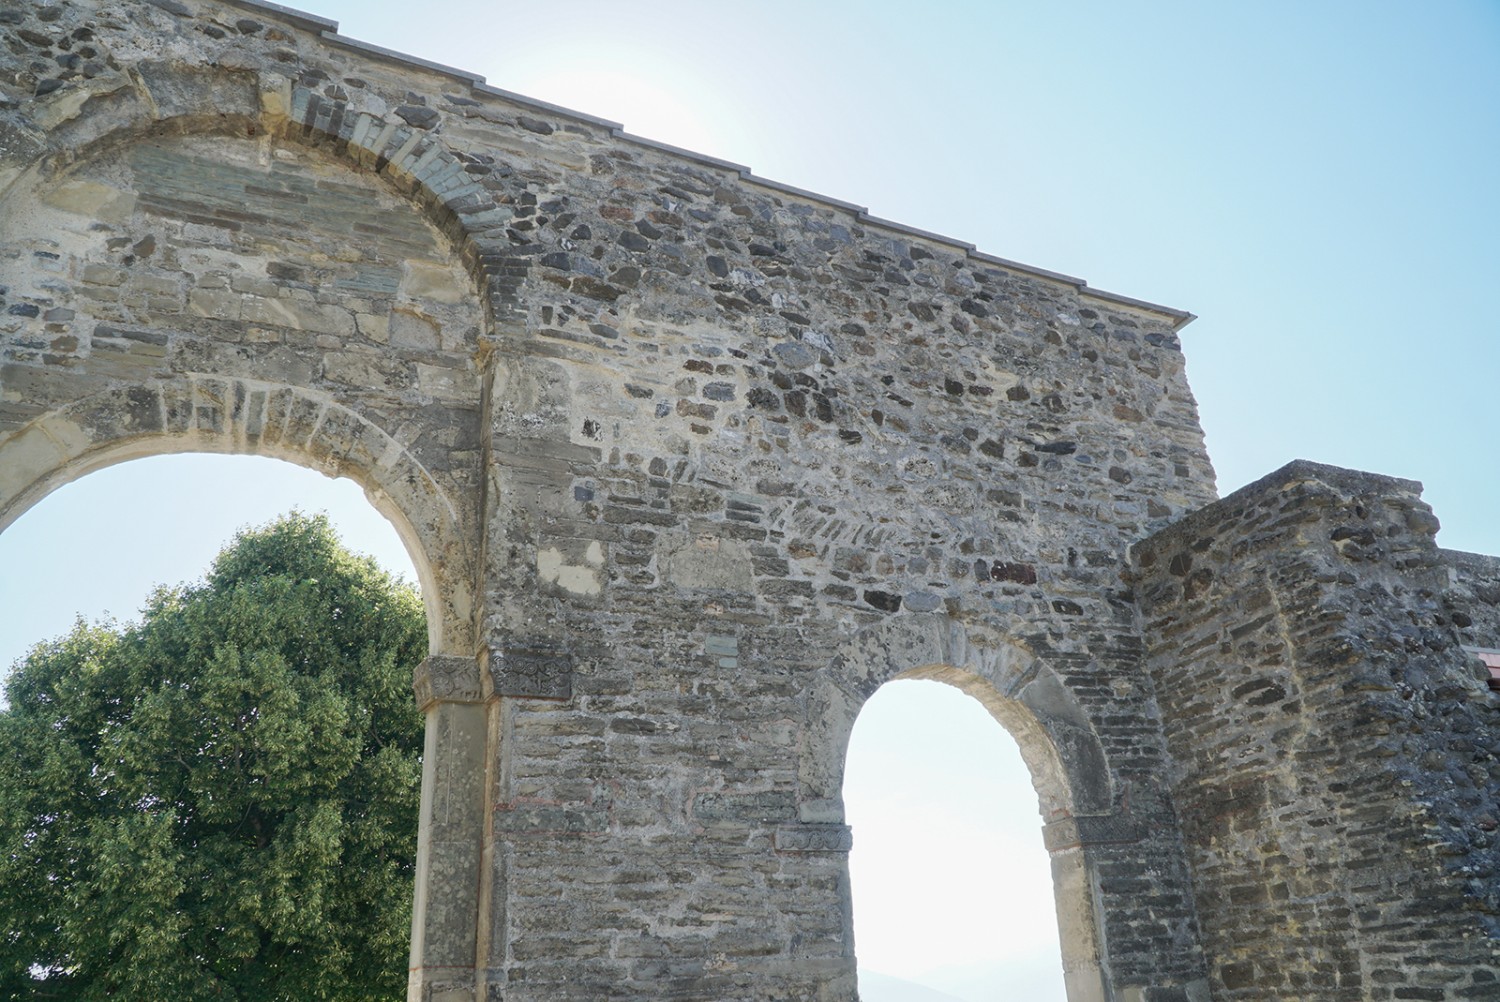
[488,646,573,700]
[395,105,440,129]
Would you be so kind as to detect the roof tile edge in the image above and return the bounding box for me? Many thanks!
[859,213,975,254]
[611,132,750,175]
[472,84,622,131]
[740,176,867,217]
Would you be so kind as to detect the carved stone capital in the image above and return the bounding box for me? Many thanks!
[774,823,854,853]
[413,654,483,711]
[485,644,574,700]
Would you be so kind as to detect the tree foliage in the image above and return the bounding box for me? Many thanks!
[0,513,427,1001]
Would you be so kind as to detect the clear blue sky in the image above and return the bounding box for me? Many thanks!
[3,3,1496,1000]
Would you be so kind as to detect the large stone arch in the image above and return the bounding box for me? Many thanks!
[0,62,510,654]
[804,614,1113,818]
[0,376,468,654]
[0,374,492,1000]
[2,70,503,1001]
[5,61,518,314]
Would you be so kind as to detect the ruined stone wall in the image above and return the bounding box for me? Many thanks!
[6,1,1496,1000]
[1,2,1220,998]
[1446,548,1500,652]
[467,50,1219,1001]
[1132,461,1500,1001]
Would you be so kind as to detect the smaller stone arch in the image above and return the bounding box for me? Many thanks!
[802,613,1119,1002]
[0,376,473,655]
[802,614,1112,819]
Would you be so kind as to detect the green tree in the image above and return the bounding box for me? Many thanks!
[0,513,427,1001]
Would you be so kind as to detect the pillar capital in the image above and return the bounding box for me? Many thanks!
[413,654,483,711]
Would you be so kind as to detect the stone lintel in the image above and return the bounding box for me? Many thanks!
[774,823,854,854]
[413,653,483,710]
[1043,814,1140,852]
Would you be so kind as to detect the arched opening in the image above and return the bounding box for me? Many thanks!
[845,677,1068,1002]
[2,93,495,995]
[0,453,420,674]
[0,427,454,655]
[0,115,490,657]
[0,452,428,997]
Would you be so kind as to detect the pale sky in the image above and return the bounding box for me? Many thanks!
[3,3,1497,1000]
[281,0,1500,554]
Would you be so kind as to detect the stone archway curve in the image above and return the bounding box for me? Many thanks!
[2,55,523,657]
[9,61,515,307]
[0,375,471,655]
[804,612,1118,1002]
[809,613,1113,819]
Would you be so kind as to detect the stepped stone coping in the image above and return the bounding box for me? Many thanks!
[221,0,1196,329]
[229,0,336,32]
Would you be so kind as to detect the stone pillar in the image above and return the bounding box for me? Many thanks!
[409,655,488,1002]
[1046,840,1106,1002]
[1042,813,1213,1002]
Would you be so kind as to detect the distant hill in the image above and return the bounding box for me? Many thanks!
[857,970,967,1002]
[858,955,1068,1002]
[912,955,1069,1002]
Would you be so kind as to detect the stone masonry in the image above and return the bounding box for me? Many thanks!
[1,2,1494,1000]
[1131,462,1499,1001]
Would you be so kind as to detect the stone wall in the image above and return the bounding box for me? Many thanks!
[1131,460,1500,1001]
[3,1,1496,1000]
[0,2,1219,997]
[1446,548,1500,653]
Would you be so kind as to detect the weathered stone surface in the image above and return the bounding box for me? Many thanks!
[413,654,482,708]
[485,645,574,700]
[1,4,1493,1001]
[1131,460,1500,1000]
[774,823,854,853]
